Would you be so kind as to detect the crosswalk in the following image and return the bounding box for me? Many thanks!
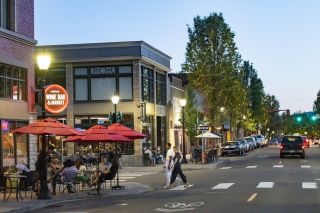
[219,164,313,170]
[117,171,157,182]
[169,181,320,191]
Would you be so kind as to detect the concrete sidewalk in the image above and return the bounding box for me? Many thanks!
[1,159,226,213]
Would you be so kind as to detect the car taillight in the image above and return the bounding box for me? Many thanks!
[280,144,283,149]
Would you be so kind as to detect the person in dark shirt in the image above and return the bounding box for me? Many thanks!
[169,146,190,188]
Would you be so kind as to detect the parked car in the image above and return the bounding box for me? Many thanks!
[221,141,244,156]
[252,135,264,147]
[244,136,257,149]
[313,138,319,145]
[237,138,250,152]
[280,135,305,158]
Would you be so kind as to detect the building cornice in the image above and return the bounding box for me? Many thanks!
[142,56,171,72]
[0,28,37,47]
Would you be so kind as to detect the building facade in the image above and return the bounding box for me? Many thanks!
[35,41,171,166]
[0,0,36,170]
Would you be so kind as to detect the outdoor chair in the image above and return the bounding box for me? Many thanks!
[0,173,11,203]
[143,153,153,166]
[59,171,80,195]
[20,171,37,200]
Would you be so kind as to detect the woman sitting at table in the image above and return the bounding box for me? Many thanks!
[91,158,118,190]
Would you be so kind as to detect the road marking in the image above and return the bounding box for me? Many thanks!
[119,174,143,177]
[115,203,128,206]
[247,193,258,202]
[314,179,320,181]
[246,165,257,169]
[256,182,274,188]
[301,165,311,168]
[169,184,194,191]
[273,165,283,168]
[302,182,318,189]
[212,183,234,190]
[220,167,232,170]
[119,176,136,179]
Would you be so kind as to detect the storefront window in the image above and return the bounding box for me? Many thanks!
[1,120,28,170]
[141,66,154,103]
[156,72,166,105]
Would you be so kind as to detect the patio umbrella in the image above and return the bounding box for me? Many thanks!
[13,117,83,199]
[64,125,133,192]
[107,123,146,139]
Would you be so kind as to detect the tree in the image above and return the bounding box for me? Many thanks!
[184,12,243,128]
[313,90,320,114]
[184,86,198,146]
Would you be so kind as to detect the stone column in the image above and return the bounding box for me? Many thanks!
[28,112,38,171]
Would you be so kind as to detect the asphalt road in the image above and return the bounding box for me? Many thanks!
[30,145,320,213]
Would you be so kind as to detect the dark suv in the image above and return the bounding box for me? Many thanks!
[280,135,305,158]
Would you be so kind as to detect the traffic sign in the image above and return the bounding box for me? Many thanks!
[196,125,209,131]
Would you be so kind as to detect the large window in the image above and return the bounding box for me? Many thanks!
[156,72,166,105]
[141,66,154,103]
[0,0,15,30]
[0,63,26,101]
[1,120,28,170]
[74,65,132,102]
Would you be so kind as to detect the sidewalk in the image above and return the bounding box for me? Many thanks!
[1,159,226,213]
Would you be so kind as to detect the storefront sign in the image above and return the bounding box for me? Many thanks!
[45,84,68,114]
[1,120,9,131]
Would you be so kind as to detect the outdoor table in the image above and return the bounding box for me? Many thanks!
[4,174,27,202]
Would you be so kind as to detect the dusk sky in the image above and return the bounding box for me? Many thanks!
[35,0,320,113]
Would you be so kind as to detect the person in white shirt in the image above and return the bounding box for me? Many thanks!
[163,143,174,188]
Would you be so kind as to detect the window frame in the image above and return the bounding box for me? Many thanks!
[73,65,133,103]
[141,66,154,103]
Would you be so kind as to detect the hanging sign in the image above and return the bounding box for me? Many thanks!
[44,84,68,114]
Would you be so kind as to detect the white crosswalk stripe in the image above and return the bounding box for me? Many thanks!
[256,182,274,188]
[169,184,194,191]
[212,183,234,190]
[220,167,232,170]
[302,182,317,189]
[273,165,283,168]
[246,165,257,169]
[301,165,311,168]
[117,171,157,182]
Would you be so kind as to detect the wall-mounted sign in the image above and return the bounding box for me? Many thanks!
[1,120,9,131]
[44,84,68,114]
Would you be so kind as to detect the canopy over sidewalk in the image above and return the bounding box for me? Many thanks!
[196,131,221,139]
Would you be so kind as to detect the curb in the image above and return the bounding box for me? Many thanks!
[4,182,153,213]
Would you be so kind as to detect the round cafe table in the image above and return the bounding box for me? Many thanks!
[4,174,27,202]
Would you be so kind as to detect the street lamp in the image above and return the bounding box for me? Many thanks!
[37,54,51,118]
[180,98,187,164]
[36,53,51,199]
[111,94,124,190]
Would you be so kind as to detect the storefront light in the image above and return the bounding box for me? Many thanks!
[37,54,51,70]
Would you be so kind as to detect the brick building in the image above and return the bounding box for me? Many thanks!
[0,0,37,170]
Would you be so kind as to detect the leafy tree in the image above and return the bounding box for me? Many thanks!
[184,12,243,128]
[313,90,320,114]
[184,86,198,146]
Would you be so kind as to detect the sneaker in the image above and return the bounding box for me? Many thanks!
[163,185,169,189]
[184,182,191,188]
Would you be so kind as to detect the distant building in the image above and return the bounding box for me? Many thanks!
[0,0,36,170]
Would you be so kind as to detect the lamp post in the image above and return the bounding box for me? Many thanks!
[180,98,187,164]
[36,54,51,199]
[220,107,225,144]
[111,94,124,190]
[37,54,51,119]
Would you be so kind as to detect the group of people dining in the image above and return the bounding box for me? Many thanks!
[46,145,119,195]
[143,146,164,166]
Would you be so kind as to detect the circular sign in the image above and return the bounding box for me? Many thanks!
[44,84,68,114]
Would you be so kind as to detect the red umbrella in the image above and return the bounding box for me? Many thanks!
[12,117,84,199]
[13,117,83,136]
[64,125,132,142]
[107,123,146,139]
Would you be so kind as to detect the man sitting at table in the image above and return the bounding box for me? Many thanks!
[91,158,118,190]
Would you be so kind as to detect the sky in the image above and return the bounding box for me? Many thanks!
[35,0,320,113]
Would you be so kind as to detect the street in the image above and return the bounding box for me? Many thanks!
[29,145,320,213]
